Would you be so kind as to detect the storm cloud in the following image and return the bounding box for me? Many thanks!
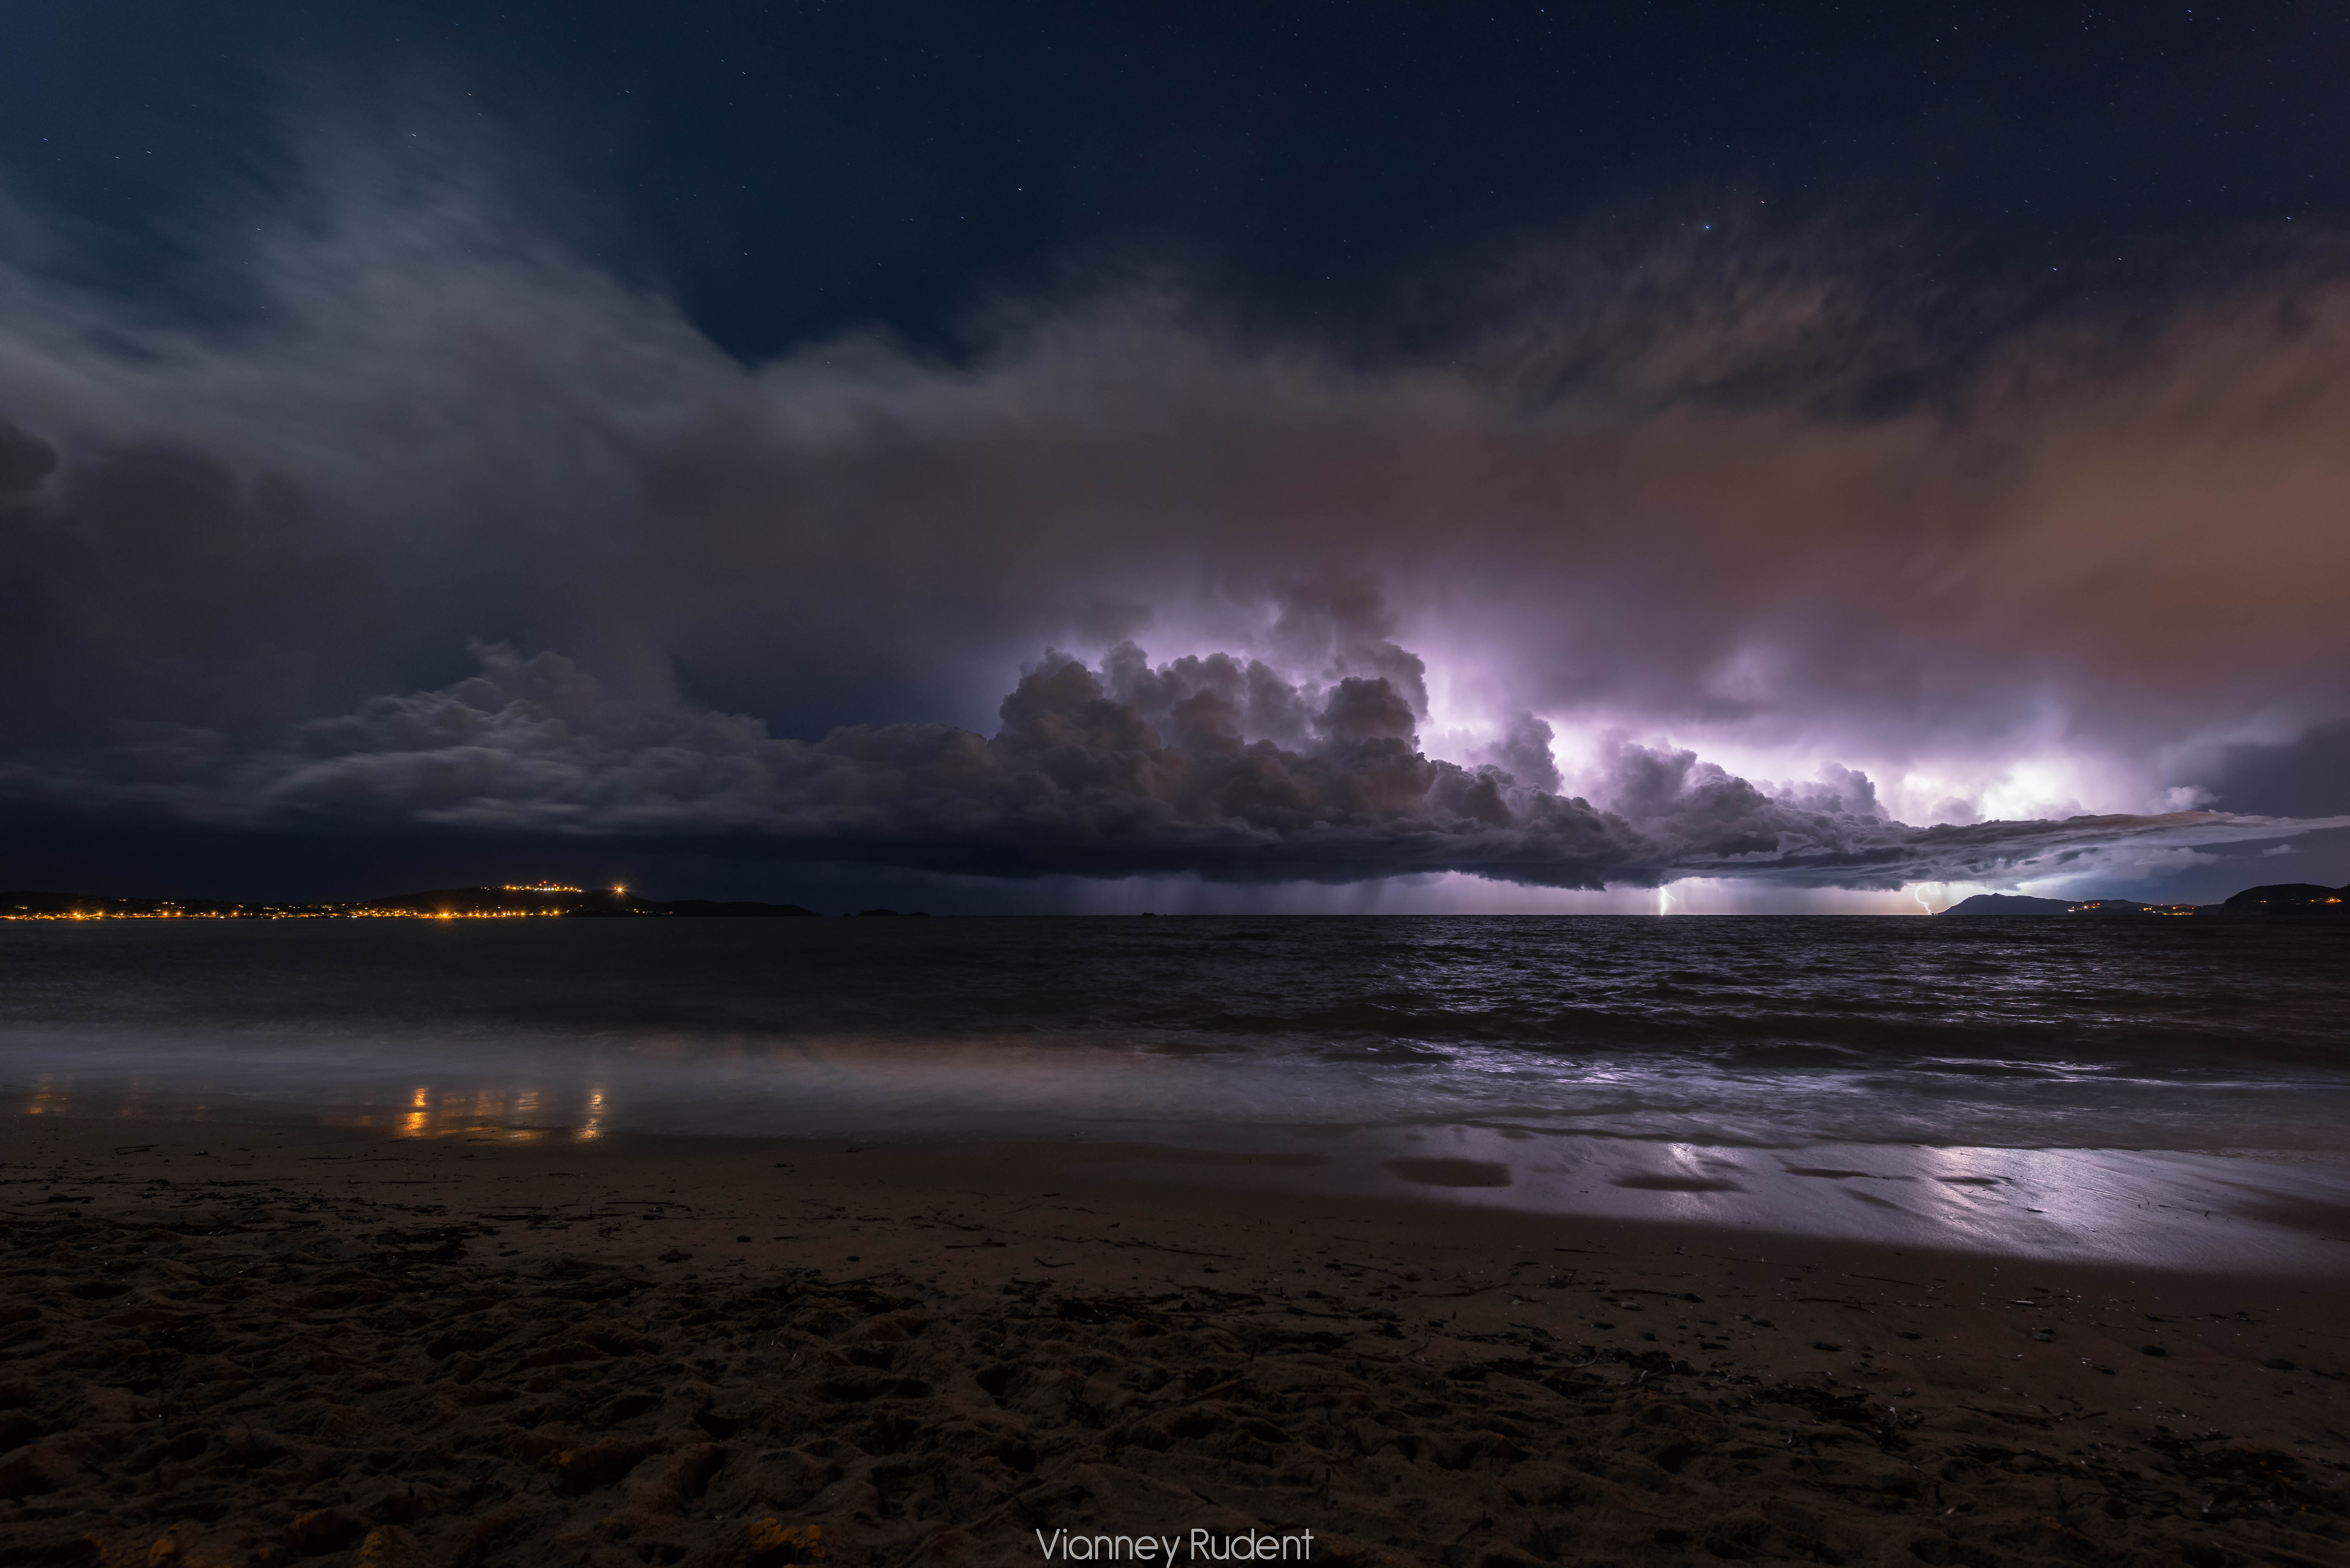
[6,638,2331,890]
[3,155,2349,895]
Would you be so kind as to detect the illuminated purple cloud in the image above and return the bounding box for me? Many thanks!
[2,157,2348,898]
[7,640,2332,891]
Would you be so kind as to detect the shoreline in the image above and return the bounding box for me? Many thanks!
[16,1096,2350,1276]
[4,1114,2348,1566]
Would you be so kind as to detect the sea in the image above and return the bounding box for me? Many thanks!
[6,916,2348,1266]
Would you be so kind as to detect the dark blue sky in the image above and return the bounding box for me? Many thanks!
[9,2,2348,357]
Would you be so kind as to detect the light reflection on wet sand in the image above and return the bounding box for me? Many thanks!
[13,1023,2350,1153]
[11,1069,2349,1275]
[1085,1127,2350,1276]
[11,1021,2350,1274]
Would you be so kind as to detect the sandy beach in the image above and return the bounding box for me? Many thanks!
[2,1116,2346,1568]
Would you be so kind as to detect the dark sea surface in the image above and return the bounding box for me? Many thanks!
[2,916,2345,1153]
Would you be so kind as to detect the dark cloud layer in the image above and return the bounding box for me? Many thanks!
[7,638,2328,890]
[3,165,2349,897]
[0,425,376,743]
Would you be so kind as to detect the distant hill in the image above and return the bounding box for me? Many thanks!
[354,887,820,918]
[1939,894,2073,916]
[1940,881,2347,918]
[1,886,820,920]
[2223,882,2350,911]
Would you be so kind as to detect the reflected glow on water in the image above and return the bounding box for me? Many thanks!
[5,916,2349,1172]
[8,1020,2350,1160]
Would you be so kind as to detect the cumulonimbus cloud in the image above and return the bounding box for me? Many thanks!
[9,639,2329,889]
[3,137,2350,894]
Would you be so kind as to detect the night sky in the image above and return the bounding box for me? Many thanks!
[4,1,2348,911]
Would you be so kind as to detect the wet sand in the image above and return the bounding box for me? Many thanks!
[3,1116,2347,1567]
